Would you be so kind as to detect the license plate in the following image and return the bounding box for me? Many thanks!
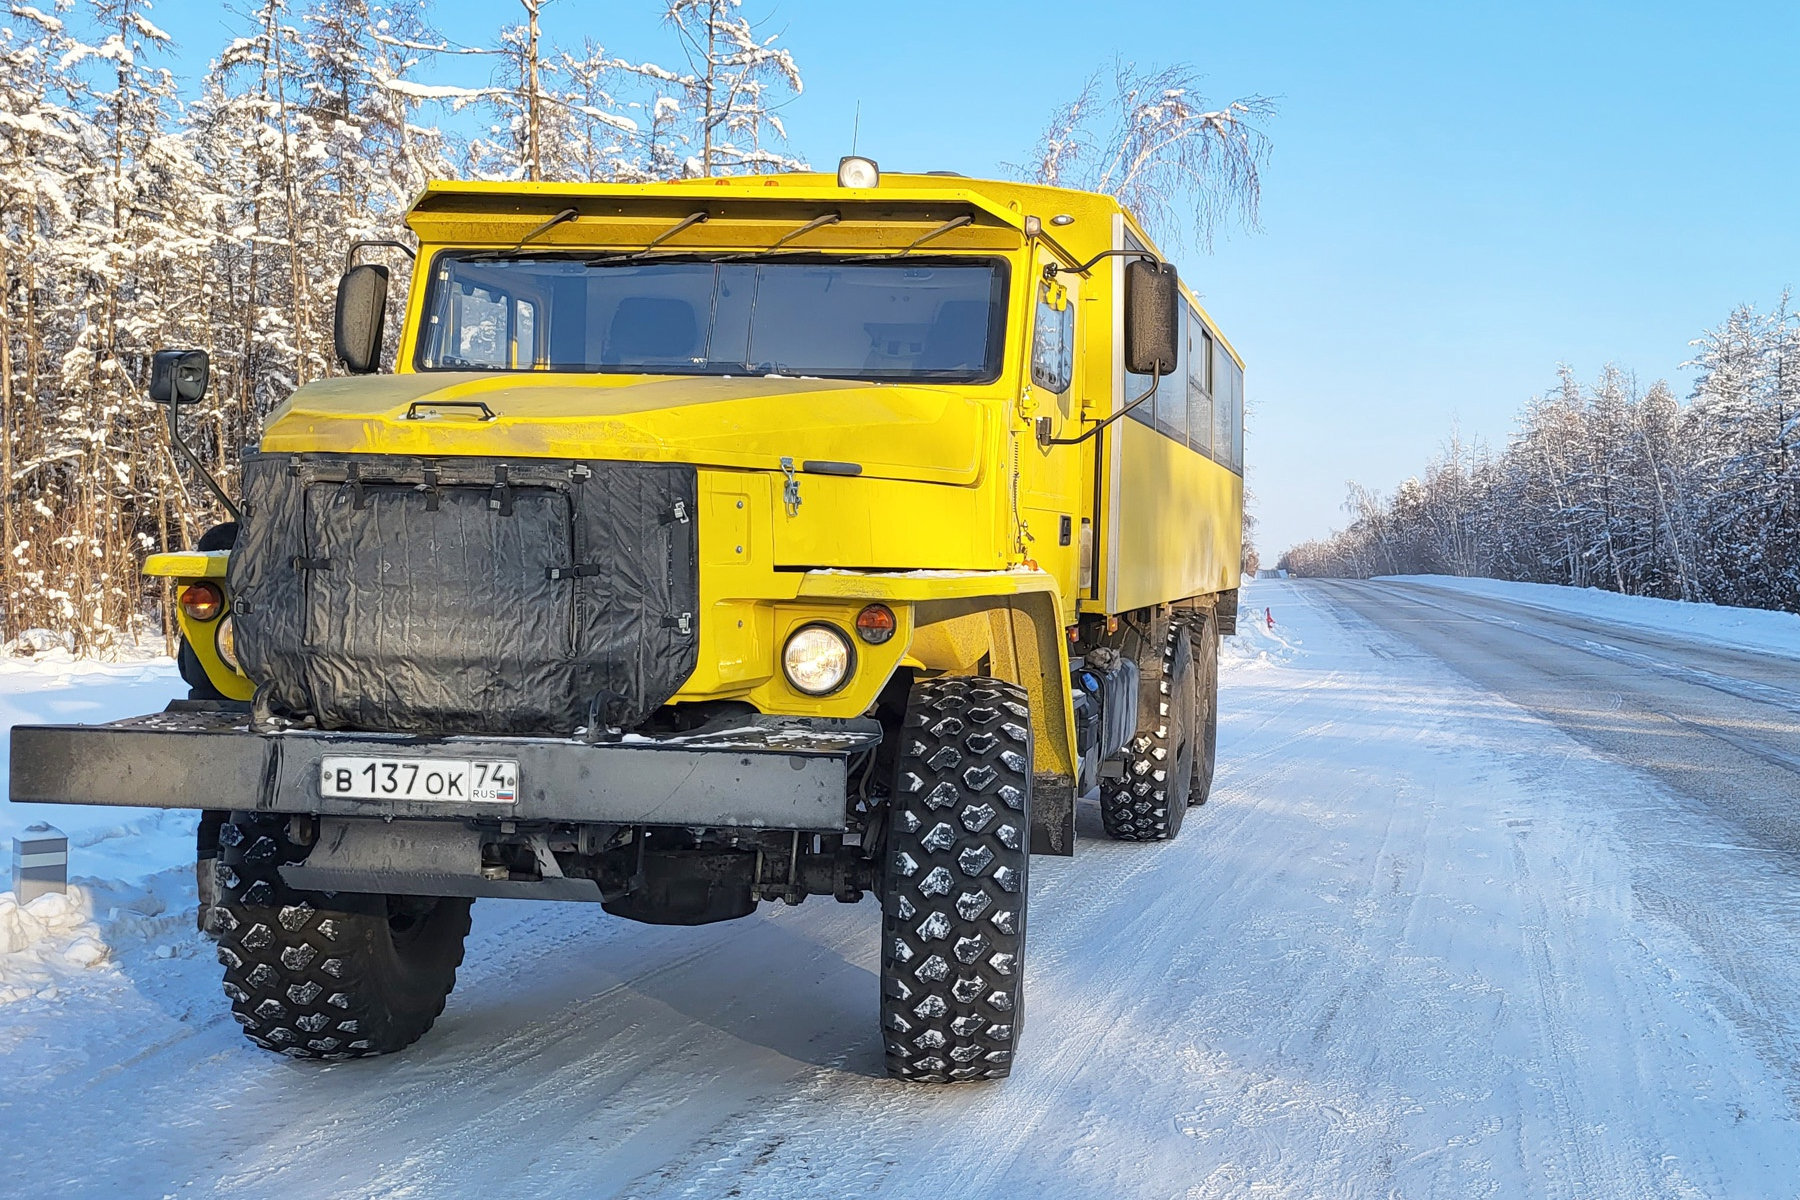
[319,756,519,804]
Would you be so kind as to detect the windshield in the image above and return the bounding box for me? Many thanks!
[417,254,1008,382]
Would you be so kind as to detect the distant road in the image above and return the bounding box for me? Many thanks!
[1307,578,1800,858]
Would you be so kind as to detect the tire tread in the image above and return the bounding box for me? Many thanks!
[880,677,1031,1083]
[215,814,469,1059]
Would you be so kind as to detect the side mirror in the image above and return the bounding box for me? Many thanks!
[149,349,209,405]
[334,263,390,374]
[1124,260,1180,376]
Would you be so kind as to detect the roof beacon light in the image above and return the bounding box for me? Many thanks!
[837,155,880,189]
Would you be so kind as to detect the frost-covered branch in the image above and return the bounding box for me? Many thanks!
[1022,59,1274,250]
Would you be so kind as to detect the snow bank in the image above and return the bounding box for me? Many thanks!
[0,864,205,1011]
[0,886,108,1003]
[1385,574,1800,659]
[1221,579,1305,671]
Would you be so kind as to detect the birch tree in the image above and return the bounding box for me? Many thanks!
[660,0,801,175]
[1025,60,1275,248]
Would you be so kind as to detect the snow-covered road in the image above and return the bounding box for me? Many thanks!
[5,581,1800,1198]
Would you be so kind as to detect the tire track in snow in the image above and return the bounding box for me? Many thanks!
[1507,829,1660,1200]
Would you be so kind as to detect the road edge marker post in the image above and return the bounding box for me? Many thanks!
[13,823,68,904]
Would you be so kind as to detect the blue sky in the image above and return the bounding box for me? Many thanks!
[147,0,1799,556]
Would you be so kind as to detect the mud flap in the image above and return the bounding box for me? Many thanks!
[1031,771,1076,856]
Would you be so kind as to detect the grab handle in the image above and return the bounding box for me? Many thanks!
[403,400,496,422]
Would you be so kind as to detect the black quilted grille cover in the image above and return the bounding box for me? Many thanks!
[227,452,699,734]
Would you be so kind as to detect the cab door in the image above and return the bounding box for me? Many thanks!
[1013,246,1087,609]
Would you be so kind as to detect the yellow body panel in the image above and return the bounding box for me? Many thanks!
[144,552,254,701]
[1110,423,1245,613]
[259,374,993,486]
[794,568,1061,604]
[163,173,1244,780]
[144,551,230,579]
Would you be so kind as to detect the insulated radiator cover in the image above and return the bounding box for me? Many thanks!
[227,452,699,735]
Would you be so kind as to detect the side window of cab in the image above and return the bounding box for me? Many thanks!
[1031,282,1073,394]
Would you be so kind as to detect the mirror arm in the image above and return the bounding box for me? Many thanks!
[1038,366,1163,448]
[344,239,416,272]
[164,401,242,525]
[1043,248,1160,280]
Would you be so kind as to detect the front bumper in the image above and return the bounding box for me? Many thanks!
[9,703,877,832]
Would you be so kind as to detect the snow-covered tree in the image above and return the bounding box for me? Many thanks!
[0,0,816,652]
[659,0,801,175]
[1024,60,1274,248]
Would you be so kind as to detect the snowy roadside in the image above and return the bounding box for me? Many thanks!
[0,655,192,1010]
[1382,573,1800,659]
[2,584,1799,1197]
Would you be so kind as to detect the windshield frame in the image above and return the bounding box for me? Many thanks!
[411,250,1013,385]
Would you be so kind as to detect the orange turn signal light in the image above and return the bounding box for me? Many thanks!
[854,604,896,645]
[178,581,224,622]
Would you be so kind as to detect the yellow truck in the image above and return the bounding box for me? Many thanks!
[9,160,1244,1083]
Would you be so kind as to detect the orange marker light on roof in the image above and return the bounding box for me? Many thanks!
[854,604,896,645]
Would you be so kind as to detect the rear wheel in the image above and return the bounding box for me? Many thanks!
[1099,620,1196,840]
[880,677,1032,1082]
[1183,610,1220,806]
[214,813,471,1058]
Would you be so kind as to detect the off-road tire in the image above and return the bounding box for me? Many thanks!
[1182,610,1220,806]
[178,640,230,701]
[214,813,472,1058]
[880,677,1032,1083]
[1099,620,1196,840]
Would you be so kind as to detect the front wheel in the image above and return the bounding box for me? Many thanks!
[214,813,471,1058]
[880,677,1032,1083]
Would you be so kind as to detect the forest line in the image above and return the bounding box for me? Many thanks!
[1,0,1271,653]
[1280,296,1800,616]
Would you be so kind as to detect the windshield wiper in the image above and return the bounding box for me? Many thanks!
[579,210,712,268]
[832,214,976,263]
[772,211,841,249]
[897,214,972,255]
[462,207,578,260]
[635,210,710,256]
[711,212,843,261]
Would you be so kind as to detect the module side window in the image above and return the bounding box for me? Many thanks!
[1229,357,1246,472]
[1124,349,1159,432]
[1186,307,1213,457]
[1154,300,1188,444]
[1212,338,1236,466]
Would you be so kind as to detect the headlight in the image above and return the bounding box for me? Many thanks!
[782,624,853,696]
[215,614,240,672]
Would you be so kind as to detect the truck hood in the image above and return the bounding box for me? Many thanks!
[256,372,993,486]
